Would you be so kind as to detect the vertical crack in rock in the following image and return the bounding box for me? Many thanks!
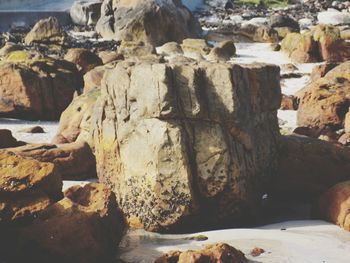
[92,60,281,232]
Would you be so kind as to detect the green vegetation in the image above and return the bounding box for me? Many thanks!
[236,0,289,8]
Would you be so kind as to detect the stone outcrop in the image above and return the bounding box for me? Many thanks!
[282,25,350,63]
[24,17,65,46]
[234,24,279,43]
[155,243,247,263]
[84,65,106,92]
[5,183,126,263]
[96,0,201,46]
[70,0,103,26]
[64,48,103,74]
[0,51,83,120]
[2,141,97,180]
[53,88,100,146]
[0,151,62,224]
[91,59,281,231]
[272,135,350,200]
[297,61,350,131]
[318,181,350,231]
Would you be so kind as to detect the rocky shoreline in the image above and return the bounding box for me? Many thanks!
[1,0,350,262]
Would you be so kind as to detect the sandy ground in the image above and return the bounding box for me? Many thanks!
[118,220,350,263]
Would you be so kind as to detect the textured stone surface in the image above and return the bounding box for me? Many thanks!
[0,151,62,223]
[297,61,350,131]
[24,17,65,46]
[96,0,201,46]
[64,48,103,74]
[0,52,83,120]
[272,135,350,200]
[70,0,103,26]
[155,243,247,263]
[53,88,100,146]
[318,181,350,231]
[8,183,126,263]
[91,59,281,231]
[2,141,97,180]
[282,25,350,63]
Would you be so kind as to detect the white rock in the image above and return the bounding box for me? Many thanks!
[242,17,268,26]
[299,18,313,29]
[317,9,350,25]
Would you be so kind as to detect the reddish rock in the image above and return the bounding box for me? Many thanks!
[250,247,265,257]
[10,183,126,263]
[272,135,350,200]
[155,243,247,263]
[318,181,350,231]
[64,48,103,74]
[0,151,62,224]
[297,70,350,131]
[0,53,83,120]
[3,141,97,180]
[280,94,298,110]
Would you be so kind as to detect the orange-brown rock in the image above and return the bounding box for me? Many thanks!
[310,63,339,82]
[0,151,62,223]
[0,129,24,149]
[98,50,124,64]
[318,181,350,231]
[280,94,298,110]
[9,183,126,263]
[297,62,350,131]
[155,243,247,263]
[2,141,96,180]
[282,25,350,63]
[272,135,350,200]
[0,51,83,120]
[53,88,99,146]
[250,247,265,257]
[64,48,103,74]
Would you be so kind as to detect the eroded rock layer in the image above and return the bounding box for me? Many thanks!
[91,60,281,232]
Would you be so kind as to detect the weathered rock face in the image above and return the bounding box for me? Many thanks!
[24,16,65,46]
[70,0,103,26]
[64,48,103,74]
[53,88,100,146]
[9,183,126,263]
[91,60,281,232]
[0,151,62,224]
[84,66,106,93]
[272,135,350,200]
[155,243,248,263]
[2,141,97,180]
[282,25,350,63]
[96,0,201,46]
[0,52,83,120]
[297,61,350,131]
[318,181,350,231]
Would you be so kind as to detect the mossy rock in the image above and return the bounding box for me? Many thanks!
[5,51,32,62]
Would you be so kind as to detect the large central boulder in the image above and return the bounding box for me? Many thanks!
[91,59,281,232]
[96,0,201,46]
